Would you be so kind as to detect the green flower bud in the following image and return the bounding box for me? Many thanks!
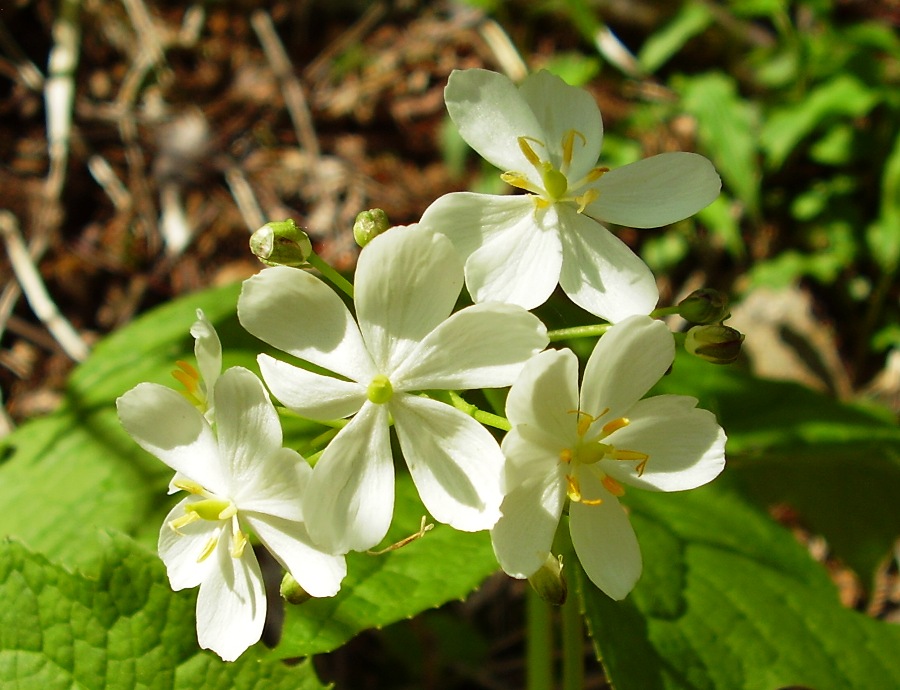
[527,553,567,606]
[280,571,311,605]
[250,220,312,267]
[685,324,745,364]
[678,288,730,325]
[353,209,390,247]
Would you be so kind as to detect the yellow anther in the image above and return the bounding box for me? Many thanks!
[602,417,630,436]
[517,136,544,168]
[565,474,603,505]
[173,478,206,495]
[584,166,609,183]
[501,171,543,195]
[559,448,573,464]
[232,528,248,559]
[574,189,599,213]
[169,511,201,534]
[602,475,626,497]
[197,536,218,563]
[218,503,238,520]
[609,449,648,462]
[560,129,586,171]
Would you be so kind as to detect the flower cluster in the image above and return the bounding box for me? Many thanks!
[118,68,729,660]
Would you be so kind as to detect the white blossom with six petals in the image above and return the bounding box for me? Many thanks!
[238,226,549,554]
[419,68,722,322]
[490,315,726,599]
[117,365,346,661]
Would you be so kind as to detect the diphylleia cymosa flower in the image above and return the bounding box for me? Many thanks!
[117,366,346,661]
[491,315,726,599]
[419,69,722,322]
[238,226,549,553]
[171,308,222,422]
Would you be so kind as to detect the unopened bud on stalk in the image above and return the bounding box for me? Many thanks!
[280,572,311,605]
[250,220,312,267]
[353,208,390,247]
[678,288,730,325]
[685,324,745,364]
[527,552,567,606]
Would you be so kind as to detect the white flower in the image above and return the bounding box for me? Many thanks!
[419,68,721,322]
[117,366,346,661]
[490,315,726,599]
[237,226,548,554]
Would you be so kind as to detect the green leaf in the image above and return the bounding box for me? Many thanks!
[759,74,879,169]
[0,535,327,689]
[275,474,498,657]
[638,1,713,74]
[656,353,900,581]
[678,72,761,214]
[581,480,900,690]
[866,129,900,275]
[0,283,253,568]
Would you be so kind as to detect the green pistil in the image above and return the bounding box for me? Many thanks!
[367,374,394,404]
[186,498,233,521]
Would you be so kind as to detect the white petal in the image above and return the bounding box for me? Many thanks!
[195,537,266,662]
[603,396,726,492]
[233,447,307,522]
[501,424,567,489]
[580,315,674,426]
[303,402,394,553]
[445,68,544,175]
[586,152,721,228]
[464,203,563,310]
[490,470,566,579]
[355,227,463,373]
[258,355,366,420]
[392,303,547,391]
[157,497,220,590]
[117,383,224,492]
[557,207,659,322]
[392,395,503,532]
[238,266,375,382]
[190,308,221,395]
[419,192,536,261]
[244,513,346,598]
[214,367,282,484]
[505,349,579,439]
[569,473,642,600]
[518,70,603,182]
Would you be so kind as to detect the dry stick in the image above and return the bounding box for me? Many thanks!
[0,212,89,362]
[251,9,321,162]
[0,0,80,347]
[223,165,267,233]
[0,17,45,91]
[478,18,528,83]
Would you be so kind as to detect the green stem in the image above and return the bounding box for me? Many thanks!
[650,305,680,318]
[547,323,611,342]
[559,529,584,690]
[447,391,511,431]
[307,251,354,299]
[526,587,554,690]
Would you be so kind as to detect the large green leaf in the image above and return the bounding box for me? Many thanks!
[656,353,900,582]
[581,480,900,690]
[0,535,326,689]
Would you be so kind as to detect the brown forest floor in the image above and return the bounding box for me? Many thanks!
[1,1,898,687]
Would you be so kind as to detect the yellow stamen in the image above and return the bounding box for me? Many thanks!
[574,189,599,213]
[602,475,626,497]
[169,511,201,534]
[560,129,586,173]
[559,448,573,464]
[566,474,603,505]
[173,478,205,495]
[197,536,218,562]
[232,526,248,558]
[517,136,544,168]
[584,166,609,183]
[601,417,630,436]
[501,171,544,196]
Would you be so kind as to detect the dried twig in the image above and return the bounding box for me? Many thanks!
[0,211,89,362]
[251,9,321,162]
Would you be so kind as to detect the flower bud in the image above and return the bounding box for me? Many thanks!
[353,208,390,247]
[250,220,312,267]
[527,553,567,606]
[280,572,311,605]
[678,289,730,325]
[685,324,745,364]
